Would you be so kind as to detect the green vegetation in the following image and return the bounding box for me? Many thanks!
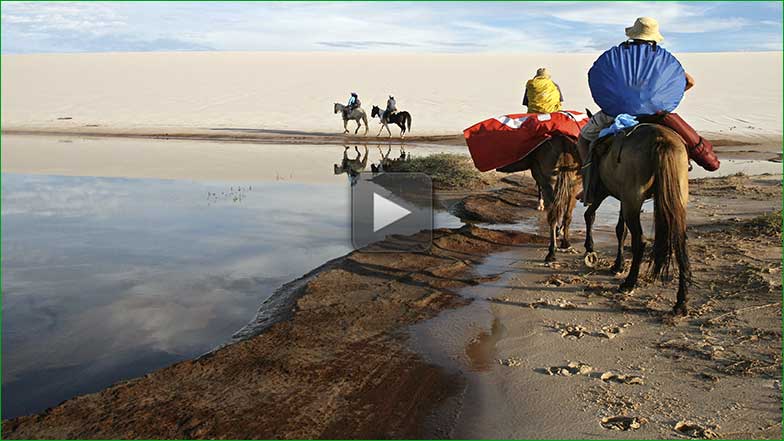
[397,153,485,190]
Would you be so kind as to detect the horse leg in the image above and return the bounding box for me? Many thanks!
[619,202,644,293]
[386,124,392,137]
[343,119,349,134]
[537,185,545,211]
[610,211,627,274]
[354,120,361,135]
[539,180,557,262]
[377,123,385,137]
[582,190,607,253]
[559,189,577,249]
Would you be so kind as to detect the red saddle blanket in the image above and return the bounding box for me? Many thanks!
[463,110,589,172]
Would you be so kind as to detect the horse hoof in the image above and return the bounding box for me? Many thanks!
[618,283,635,294]
[673,303,688,316]
[584,252,598,268]
[559,240,571,250]
[610,263,624,274]
[545,253,556,263]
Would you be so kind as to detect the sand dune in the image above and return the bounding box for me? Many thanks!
[2,51,781,139]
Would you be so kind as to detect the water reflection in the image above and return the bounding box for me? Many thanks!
[1,174,354,418]
[334,146,369,185]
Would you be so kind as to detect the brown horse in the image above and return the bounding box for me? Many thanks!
[583,124,691,315]
[497,136,582,262]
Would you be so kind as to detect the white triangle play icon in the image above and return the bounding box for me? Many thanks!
[373,193,412,232]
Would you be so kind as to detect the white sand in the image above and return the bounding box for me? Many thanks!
[2,51,781,139]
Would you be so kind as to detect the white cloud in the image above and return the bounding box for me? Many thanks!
[0,1,779,53]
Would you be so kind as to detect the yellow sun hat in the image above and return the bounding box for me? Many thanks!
[625,17,664,43]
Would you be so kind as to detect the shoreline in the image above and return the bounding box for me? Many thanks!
[1,128,468,147]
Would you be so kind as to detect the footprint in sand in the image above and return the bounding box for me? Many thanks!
[674,420,720,439]
[595,323,632,339]
[541,361,593,376]
[601,416,647,431]
[600,371,645,385]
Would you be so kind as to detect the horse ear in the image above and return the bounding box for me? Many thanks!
[585,108,594,118]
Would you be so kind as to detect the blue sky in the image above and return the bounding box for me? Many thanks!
[1,1,781,54]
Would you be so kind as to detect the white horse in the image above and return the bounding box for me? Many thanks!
[334,103,369,135]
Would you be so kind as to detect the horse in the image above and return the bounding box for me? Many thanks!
[496,136,582,262]
[370,105,412,138]
[334,103,369,135]
[582,124,691,315]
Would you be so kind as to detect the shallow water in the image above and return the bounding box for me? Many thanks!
[0,137,465,419]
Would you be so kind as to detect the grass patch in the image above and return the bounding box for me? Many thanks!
[395,153,485,190]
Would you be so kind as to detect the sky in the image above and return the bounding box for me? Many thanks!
[1,1,782,54]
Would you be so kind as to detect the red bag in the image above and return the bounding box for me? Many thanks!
[658,113,720,171]
[463,111,588,172]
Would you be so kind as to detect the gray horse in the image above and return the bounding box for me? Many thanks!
[334,103,369,135]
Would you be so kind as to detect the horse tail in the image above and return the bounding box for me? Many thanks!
[547,148,574,229]
[406,113,412,132]
[651,135,690,284]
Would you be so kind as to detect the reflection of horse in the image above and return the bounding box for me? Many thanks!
[583,124,691,315]
[371,106,412,138]
[497,136,581,263]
[334,103,369,135]
[334,146,368,184]
[373,145,409,172]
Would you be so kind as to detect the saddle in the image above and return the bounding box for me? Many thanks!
[594,112,719,171]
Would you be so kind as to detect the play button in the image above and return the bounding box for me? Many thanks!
[351,172,433,252]
[373,193,411,232]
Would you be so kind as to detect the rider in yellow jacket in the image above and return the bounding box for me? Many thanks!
[523,68,563,114]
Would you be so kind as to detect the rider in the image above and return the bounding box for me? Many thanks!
[523,68,563,114]
[385,95,397,116]
[577,17,695,205]
[344,92,361,118]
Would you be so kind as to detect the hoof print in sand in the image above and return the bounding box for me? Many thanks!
[543,361,592,376]
[498,356,524,368]
[596,322,632,339]
[674,420,720,439]
[599,371,644,385]
[600,415,647,431]
[558,324,588,339]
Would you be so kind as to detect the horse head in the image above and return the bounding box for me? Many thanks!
[334,103,343,114]
[371,106,380,118]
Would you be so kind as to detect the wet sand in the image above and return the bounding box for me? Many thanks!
[413,173,782,438]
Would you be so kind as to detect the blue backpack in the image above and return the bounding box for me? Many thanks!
[588,42,686,117]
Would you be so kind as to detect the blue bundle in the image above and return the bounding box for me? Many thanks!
[588,43,686,117]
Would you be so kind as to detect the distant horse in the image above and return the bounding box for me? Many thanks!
[583,124,691,315]
[334,103,369,135]
[497,136,582,262]
[371,106,412,138]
